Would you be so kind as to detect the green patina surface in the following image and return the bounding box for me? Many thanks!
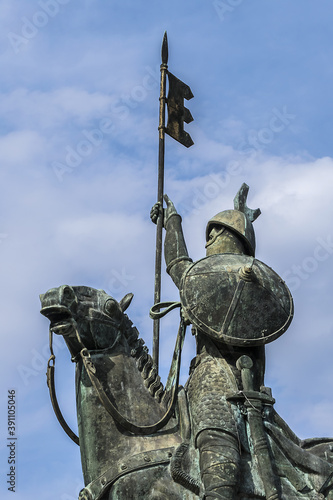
[40,185,333,499]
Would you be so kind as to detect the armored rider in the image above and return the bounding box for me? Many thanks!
[151,184,266,500]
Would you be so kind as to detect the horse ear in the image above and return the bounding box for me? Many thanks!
[119,293,134,312]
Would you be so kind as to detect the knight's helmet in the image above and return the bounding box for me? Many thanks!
[205,183,261,257]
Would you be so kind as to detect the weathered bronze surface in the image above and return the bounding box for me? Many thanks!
[165,71,194,148]
[180,254,293,346]
[40,184,333,499]
[40,286,194,499]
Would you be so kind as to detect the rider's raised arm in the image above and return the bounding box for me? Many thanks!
[164,196,193,289]
[151,195,192,289]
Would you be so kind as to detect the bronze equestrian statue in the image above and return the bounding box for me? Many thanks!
[40,184,333,499]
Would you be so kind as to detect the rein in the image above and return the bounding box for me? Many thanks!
[46,302,186,441]
[46,328,80,445]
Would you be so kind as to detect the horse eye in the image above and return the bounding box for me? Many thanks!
[104,299,119,317]
[63,286,74,302]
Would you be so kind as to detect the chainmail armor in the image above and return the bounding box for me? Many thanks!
[186,353,238,442]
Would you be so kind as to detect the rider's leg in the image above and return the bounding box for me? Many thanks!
[197,429,240,500]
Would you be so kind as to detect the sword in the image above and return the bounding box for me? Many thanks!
[228,355,281,500]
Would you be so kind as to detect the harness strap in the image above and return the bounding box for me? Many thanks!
[149,300,181,319]
[46,329,80,446]
[78,446,175,500]
[80,314,187,435]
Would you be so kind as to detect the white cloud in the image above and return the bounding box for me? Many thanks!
[0,88,114,130]
[0,130,46,165]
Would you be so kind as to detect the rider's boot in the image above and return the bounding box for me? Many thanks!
[197,429,240,500]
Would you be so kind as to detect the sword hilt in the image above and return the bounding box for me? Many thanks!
[236,355,254,392]
[227,356,275,406]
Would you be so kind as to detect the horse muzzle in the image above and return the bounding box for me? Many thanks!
[40,304,75,336]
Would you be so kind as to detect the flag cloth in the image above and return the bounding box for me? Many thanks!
[166,72,194,147]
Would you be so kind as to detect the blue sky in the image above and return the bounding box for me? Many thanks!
[1,1,333,499]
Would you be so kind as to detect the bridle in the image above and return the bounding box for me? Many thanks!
[46,301,186,445]
[47,327,80,445]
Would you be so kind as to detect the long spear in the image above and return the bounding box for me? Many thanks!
[153,33,194,371]
[153,32,168,370]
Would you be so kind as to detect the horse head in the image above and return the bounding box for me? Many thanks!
[40,285,167,405]
[40,285,134,358]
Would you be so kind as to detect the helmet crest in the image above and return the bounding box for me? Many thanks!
[233,183,261,223]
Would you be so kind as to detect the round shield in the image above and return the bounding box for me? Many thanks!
[180,254,293,346]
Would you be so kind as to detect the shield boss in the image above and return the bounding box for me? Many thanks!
[180,254,293,346]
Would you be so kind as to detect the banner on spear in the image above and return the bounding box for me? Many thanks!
[165,72,194,148]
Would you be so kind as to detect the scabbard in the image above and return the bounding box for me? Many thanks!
[233,355,281,500]
[246,401,280,500]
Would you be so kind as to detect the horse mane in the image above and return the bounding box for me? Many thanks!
[121,313,165,402]
[72,286,166,402]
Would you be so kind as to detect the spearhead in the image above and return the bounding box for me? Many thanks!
[161,31,168,65]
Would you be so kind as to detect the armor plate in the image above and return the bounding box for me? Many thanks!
[180,254,293,346]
